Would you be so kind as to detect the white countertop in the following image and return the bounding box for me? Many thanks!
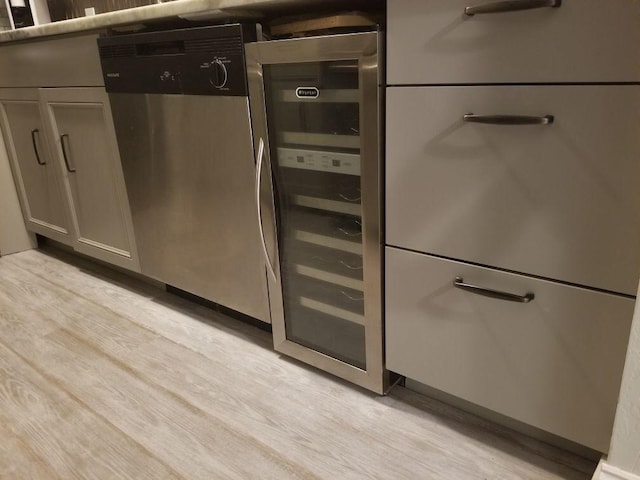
[0,0,361,43]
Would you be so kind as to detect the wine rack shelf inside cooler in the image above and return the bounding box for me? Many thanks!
[294,264,364,291]
[280,132,360,150]
[299,297,365,325]
[291,195,361,216]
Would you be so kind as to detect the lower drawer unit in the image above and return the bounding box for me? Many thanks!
[385,246,635,452]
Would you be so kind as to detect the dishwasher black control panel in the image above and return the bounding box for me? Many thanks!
[98,24,255,96]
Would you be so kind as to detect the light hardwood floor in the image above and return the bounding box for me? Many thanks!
[0,247,597,479]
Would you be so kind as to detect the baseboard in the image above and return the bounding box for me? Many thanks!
[600,463,640,480]
[404,378,601,460]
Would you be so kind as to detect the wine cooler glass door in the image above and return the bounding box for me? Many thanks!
[247,32,384,393]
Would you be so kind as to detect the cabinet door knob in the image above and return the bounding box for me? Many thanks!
[453,277,535,303]
[464,0,562,16]
[463,114,554,125]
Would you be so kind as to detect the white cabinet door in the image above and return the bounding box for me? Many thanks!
[386,85,640,295]
[41,87,139,272]
[387,0,640,84]
[0,88,72,246]
[385,246,634,452]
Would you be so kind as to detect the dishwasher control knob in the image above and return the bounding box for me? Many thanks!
[209,59,228,89]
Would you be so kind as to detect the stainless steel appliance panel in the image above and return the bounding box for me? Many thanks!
[110,93,270,322]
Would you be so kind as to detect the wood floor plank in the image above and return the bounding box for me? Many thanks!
[0,249,597,479]
[0,338,182,480]
[0,419,59,480]
[3,247,273,351]
[0,254,471,479]
[0,271,317,480]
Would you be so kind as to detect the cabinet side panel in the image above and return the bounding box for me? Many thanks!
[0,125,34,255]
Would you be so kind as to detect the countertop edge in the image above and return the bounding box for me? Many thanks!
[0,0,290,44]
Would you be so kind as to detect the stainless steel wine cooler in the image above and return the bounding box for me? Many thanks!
[246,32,385,393]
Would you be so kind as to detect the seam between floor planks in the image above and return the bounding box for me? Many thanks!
[0,336,187,480]
[0,339,183,480]
[55,325,322,480]
[0,414,61,480]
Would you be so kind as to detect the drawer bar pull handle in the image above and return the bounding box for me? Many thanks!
[60,134,76,173]
[31,129,46,165]
[465,0,561,16]
[464,114,554,125]
[453,277,535,303]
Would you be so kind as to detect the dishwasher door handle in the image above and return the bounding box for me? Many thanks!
[255,137,277,280]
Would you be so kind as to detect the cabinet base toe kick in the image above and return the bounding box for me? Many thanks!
[384,246,635,453]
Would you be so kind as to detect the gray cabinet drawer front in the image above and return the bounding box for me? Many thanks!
[387,0,640,84]
[385,246,634,451]
[386,85,640,295]
[0,34,104,88]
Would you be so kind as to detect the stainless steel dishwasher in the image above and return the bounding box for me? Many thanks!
[98,24,271,322]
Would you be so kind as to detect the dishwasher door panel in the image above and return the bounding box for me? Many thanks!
[110,93,270,323]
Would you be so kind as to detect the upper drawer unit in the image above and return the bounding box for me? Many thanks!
[387,0,640,84]
[385,85,640,295]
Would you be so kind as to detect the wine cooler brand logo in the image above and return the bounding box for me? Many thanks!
[296,87,319,99]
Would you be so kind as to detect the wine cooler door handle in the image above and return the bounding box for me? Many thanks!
[255,137,278,280]
[464,0,561,16]
[453,277,535,303]
[463,114,554,125]
[31,129,46,165]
